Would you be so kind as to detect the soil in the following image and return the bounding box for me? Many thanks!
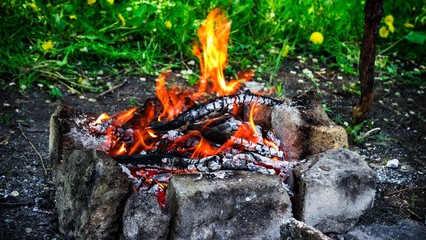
[0,58,425,239]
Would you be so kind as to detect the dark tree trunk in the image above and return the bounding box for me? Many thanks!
[352,0,384,125]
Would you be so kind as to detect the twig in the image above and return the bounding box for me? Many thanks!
[18,123,48,176]
[358,127,381,142]
[378,37,405,55]
[97,82,126,97]
[0,200,35,207]
[400,203,422,220]
[386,186,426,196]
[314,71,328,80]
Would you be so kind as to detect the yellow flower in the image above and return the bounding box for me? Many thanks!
[164,20,172,29]
[28,3,40,11]
[404,22,414,28]
[69,15,77,20]
[310,32,324,45]
[387,23,395,33]
[384,15,394,25]
[118,14,126,26]
[106,0,114,4]
[87,0,96,5]
[41,40,54,52]
[379,26,389,38]
[281,45,290,57]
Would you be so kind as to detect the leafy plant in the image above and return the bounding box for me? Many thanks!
[0,0,424,93]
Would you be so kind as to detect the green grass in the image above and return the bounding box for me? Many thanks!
[0,0,425,96]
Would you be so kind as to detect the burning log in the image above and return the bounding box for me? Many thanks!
[149,91,283,132]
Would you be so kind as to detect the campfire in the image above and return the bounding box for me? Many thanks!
[49,8,374,240]
[89,8,292,206]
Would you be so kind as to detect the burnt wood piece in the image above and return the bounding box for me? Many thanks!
[149,92,283,132]
[115,153,290,180]
[187,126,286,159]
[114,154,222,171]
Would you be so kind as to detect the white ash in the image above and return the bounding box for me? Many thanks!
[243,81,267,93]
[67,126,105,149]
[373,167,413,185]
[162,130,183,141]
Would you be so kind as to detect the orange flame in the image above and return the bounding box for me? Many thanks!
[248,99,259,135]
[128,129,157,155]
[193,8,250,96]
[94,113,110,125]
[156,73,194,121]
[113,108,137,127]
[115,142,127,155]
[191,137,219,159]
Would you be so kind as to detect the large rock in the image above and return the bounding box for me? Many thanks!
[281,218,331,240]
[342,219,426,240]
[293,148,376,233]
[122,192,171,240]
[271,91,348,160]
[53,149,132,239]
[166,171,292,239]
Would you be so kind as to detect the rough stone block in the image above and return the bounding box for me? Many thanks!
[281,218,331,240]
[53,149,132,239]
[122,192,171,240]
[271,91,348,160]
[166,171,292,239]
[293,148,376,233]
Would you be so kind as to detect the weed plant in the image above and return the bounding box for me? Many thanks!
[0,0,425,96]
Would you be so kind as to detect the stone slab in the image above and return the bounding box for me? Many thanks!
[166,171,292,239]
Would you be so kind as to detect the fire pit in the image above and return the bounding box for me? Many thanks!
[48,8,375,239]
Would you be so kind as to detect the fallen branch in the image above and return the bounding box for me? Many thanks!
[386,186,426,196]
[358,127,381,142]
[0,200,35,207]
[18,123,48,176]
[98,81,126,97]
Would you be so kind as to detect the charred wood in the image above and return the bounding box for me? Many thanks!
[149,92,283,132]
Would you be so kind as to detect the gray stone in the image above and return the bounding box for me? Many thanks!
[343,219,426,240]
[293,148,376,233]
[53,149,132,239]
[166,171,292,239]
[271,91,348,160]
[280,218,331,240]
[122,192,171,240]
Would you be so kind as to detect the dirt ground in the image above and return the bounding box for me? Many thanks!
[0,59,425,239]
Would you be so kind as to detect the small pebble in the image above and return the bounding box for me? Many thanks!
[79,95,85,99]
[11,190,19,197]
[386,159,399,169]
[25,228,32,233]
[88,98,96,102]
[290,70,297,75]
[400,165,409,172]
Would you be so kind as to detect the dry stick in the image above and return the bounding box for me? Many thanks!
[314,71,328,80]
[18,123,48,176]
[0,201,35,207]
[386,186,426,196]
[400,203,422,220]
[98,82,126,97]
[358,127,381,142]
